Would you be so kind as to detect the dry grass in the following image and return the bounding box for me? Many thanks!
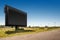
[0,27,60,38]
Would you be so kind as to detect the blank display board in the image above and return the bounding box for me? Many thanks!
[4,5,27,27]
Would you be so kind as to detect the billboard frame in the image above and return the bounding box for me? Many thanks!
[4,5,27,27]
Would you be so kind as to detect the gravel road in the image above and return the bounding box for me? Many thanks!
[0,29,60,40]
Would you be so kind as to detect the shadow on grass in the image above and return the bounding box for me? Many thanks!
[5,29,35,34]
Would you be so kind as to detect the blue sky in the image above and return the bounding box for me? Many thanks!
[0,0,60,26]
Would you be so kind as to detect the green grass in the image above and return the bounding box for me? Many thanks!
[0,27,60,38]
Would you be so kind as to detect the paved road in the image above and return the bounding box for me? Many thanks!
[0,29,60,40]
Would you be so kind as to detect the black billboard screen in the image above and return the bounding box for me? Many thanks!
[4,5,27,27]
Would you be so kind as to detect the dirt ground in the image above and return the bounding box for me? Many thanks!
[0,29,60,40]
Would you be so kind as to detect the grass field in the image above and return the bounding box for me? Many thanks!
[0,26,60,38]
